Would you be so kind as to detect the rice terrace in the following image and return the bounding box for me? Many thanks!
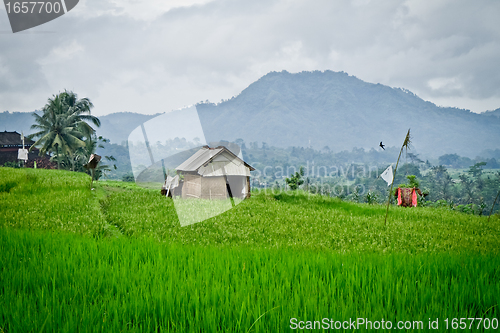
[1,165,499,332]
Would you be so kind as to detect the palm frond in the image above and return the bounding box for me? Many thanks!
[77,114,100,127]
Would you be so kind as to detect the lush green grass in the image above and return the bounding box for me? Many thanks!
[0,168,108,236]
[3,168,499,255]
[1,168,500,332]
[1,229,499,332]
[97,181,500,254]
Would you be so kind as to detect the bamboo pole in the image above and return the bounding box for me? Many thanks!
[385,129,411,225]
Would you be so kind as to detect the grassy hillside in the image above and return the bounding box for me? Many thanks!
[1,168,499,332]
[101,183,500,254]
[2,167,499,253]
[0,168,108,236]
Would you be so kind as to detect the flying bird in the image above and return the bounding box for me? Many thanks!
[379,142,385,150]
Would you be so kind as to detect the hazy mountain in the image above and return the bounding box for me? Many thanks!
[0,111,158,145]
[482,108,500,118]
[197,70,500,158]
[0,111,34,135]
[2,70,499,159]
[97,112,160,145]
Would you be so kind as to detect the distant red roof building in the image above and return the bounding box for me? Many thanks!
[0,131,55,168]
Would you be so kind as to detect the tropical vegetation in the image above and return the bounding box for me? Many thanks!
[240,143,500,216]
[27,90,114,179]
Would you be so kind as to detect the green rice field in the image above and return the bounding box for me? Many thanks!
[1,168,499,332]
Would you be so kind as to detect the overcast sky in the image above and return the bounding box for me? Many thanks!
[1,0,499,116]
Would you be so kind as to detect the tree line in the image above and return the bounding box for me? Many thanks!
[238,141,500,216]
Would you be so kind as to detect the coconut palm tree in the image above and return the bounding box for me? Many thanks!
[59,90,100,137]
[29,91,100,170]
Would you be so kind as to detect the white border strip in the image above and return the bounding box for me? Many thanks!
[61,0,68,14]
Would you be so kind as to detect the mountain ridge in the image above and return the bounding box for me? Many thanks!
[2,70,499,158]
[197,70,500,158]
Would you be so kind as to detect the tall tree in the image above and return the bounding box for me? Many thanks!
[468,162,487,192]
[431,165,454,200]
[459,174,475,204]
[29,91,99,170]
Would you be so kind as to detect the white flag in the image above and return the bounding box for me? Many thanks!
[380,164,393,186]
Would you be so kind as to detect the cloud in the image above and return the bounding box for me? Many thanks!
[427,77,463,95]
[38,40,84,65]
[0,0,499,115]
[72,0,216,21]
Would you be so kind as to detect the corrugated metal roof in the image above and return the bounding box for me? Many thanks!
[198,157,251,177]
[176,146,255,174]
[176,146,221,171]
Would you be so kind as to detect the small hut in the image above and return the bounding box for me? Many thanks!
[162,145,254,199]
